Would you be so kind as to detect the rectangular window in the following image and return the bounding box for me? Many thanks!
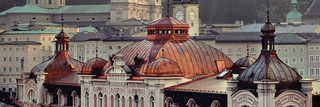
[49,46,51,51]
[228,48,232,53]
[9,48,12,51]
[22,47,25,51]
[300,48,304,53]
[9,78,12,83]
[316,69,320,75]
[3,78,6,83]
[8,38,11,42]
[9,67,12,72]
[316,56,320,62]
[310,46,314,50]
[299,57,304,63]
[49,0,52,4]
[3,67,6,72]
[117,46,121,49]
[3,57,6,62]
[43,46,45,51]
[42,37,45,41]
[34,48,36,51]
[16,47,19,51]
[310,56,314,62]
[33,57,36,62]
[310,69,314,76]
[292,57,296,63]
[42,56,45,62]
[9,57,12,62]
[109,46,112,50]
[284,58,289,64]
[284,48,288,53]
[237,48,241,53]
[300,70,304,76]
[16,67,19,72]
[16,57,19,62]
[292,48,296,53]
[250,48,254,52]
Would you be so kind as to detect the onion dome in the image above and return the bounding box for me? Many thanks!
[286,0,302,23]
[237,18,302,91]
[81,57,108,77]
[231,56,256,74]
[144,57,183,77]
[30,30,83,82]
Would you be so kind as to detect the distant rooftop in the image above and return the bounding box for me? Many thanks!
[304,0,320,16]
[227,23,320,33]
[0,41,41,45]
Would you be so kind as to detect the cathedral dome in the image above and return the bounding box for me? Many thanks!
[144,57,183,77]
[231,56,256,74]
[104,16,233,78]
[30,30,83,82]
[81,57,108,77]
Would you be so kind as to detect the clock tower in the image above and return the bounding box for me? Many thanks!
[173,0,199,36]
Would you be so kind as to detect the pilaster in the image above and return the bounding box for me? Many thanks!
[300,78,315,107]
[227,79,238,107]
[254,79,278,107]
[34,72,48,104]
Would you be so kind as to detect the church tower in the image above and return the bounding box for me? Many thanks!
[26,0,65,9]
[173,0,199,36]
[110,0,162,22]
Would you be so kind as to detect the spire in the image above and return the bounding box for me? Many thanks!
[246,37,250,57]
[167,0,170,17]
[95,35,98,57]
[267,0,270,23]
[260,0,276,51]
[61,7,64,31]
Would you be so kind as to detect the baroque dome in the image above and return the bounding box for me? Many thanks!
[81,57,108,77]
[231,56,256,74]
[144,57,183,77]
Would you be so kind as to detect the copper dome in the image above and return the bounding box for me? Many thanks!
[231,56,256,74]
[56,30,69,38]
[144,57,183,77]
[104,39,233,78]
[260,21,275,34]
[81,57,108,77]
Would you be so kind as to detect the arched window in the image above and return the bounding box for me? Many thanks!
[149,96,155,107]
[286,106,296,107]
[129,97,132,107]
[186,98,197,107]
[241,105,250,107]
[44,89,50,104]
[98,93,103,107]
[141,97,144,107]
[57,90,63,106]
[85,92,89,107]
[27,90,35,102]
[210,100,220,107]
[71,91,77,107]
[115,94,120,107]
[165,97,174,107]
[134,95,139,107]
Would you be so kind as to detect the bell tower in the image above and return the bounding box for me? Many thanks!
[26,0,65,9]
[173,0,199,36]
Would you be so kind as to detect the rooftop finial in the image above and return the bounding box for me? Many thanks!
[61,7,64,31]
[267,0,270,22]
[246,37,250,57]
[167,0,170,17]
[95,36,99,58]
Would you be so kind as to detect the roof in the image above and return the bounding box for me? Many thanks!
[0,5,57,15]
[2,29,67,35]
[231,56,256,74]
[0,41,41,45]
[303,0,320,16]
[0,4,109,15]
[30,51,84,82]
[104,39,233,78]
[81,57,108,77]
[79,27,97,32]
[69,32,109,42]
[165,74,229,94]
[149,16,187,25]
[55,5,109,14]
[227,23,320,33]
[144,57,183,77]
[45,71,81,86]
[217,32,307,44]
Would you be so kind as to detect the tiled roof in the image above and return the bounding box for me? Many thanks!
[69,32,109,42]
[304,0,320,16]
[3,29,68,34]
[55,5,109,14]
[227,23,320,33]
[0,41,41,45]
[165,74,228,94]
